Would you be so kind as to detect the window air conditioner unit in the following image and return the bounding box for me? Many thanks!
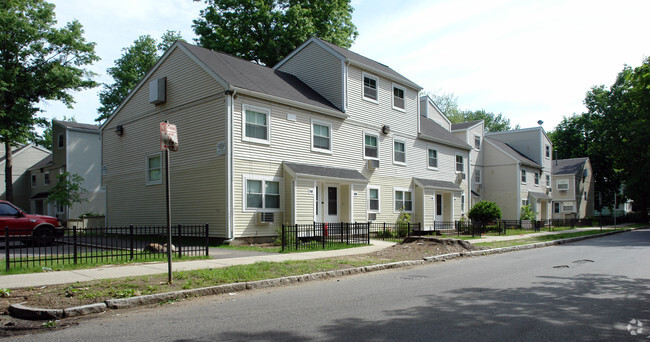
[368,213,377,221]
[457,172,466,180]
[258,212,274,224]
[367,159,380,169]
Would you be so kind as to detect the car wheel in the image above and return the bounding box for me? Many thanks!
[33,226,55,246]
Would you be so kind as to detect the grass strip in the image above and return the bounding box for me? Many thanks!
[472,228,627,249]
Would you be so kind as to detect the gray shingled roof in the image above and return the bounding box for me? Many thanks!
[451,120,483,131]
[485,137,540,168]
[529,191,552,200]
[29,155,53,171]
[180,42,341,113]
[552,157,588,175]
[419,117,472,150]
[313,38,420,89]
[414,178,462,191]
[283,162,367,181]
[55,120,98,132]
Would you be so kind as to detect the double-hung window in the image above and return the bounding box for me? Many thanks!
[546,145,551,158]
[44,172,50,185]
[363,73,378,102]
[392,84,405,111]
[474,135,481,149]
[534,172,539,186]
[546,174,550,186]
[394,189,413,212]
[146,153,162,185]
[31,174,36,187]
[427,148,438,169]
[311,120,331,153]
[368,186,380,213]
[393,139,406,165]
[521,170,526,183]
[245,178,280,210]
[364,133,378,159]
[554,202,560,213]
[57,134,64,149]
[456,155,464,173]
[243,104,270,144]
[475,169,481,183]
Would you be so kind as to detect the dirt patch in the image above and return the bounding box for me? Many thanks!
[0,237,480,335]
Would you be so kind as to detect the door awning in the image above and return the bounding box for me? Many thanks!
[529,191,552,201]
[414,178,462,191]
[283,162,368,183]
[30,192,50,199]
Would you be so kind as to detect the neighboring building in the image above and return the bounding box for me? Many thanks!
[28,120,104,220]
[451,120,484,208]
[101,38,471,241]
[480,127,553,220]
[0,144,50,211]
[551,157,594,219]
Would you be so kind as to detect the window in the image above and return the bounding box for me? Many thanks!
[311,120,331,153]
[554,202,560,213]
[31,174,36,187]
[563,203,574,212]
[363,73,378,101]
[475,169,481,184]
[146,154,162,185]
[557,179,569,190]
[57,133,64,149]
[245,178,280,210]
[393,139,406,165]
[394,189,413,212]
[461,194,465,213]
[546,174,550,186]
[368,186,380,213]
[364,133,378,159]
[534,172,539,186]
[242,104,270,144]
[545,145,550,158]
[474,135,481,149]
[521,170,526,183]
[427,148,438,169]
[522,199,529,206]
[584,192,588,201]
[392,84,405,110]
[44,172,50,186]
[456,155,464,173]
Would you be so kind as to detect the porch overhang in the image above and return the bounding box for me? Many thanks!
[529,191,552,202]
[30,192,50,199]
[413,178,462,192]
[471,190,480,197]
[283,161,368,183]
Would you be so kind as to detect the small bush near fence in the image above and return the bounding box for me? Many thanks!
[2,224,209,272]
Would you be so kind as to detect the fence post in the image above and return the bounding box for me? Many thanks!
[129,225,134,261]
[295,224,299,250]
[367,222,370,244]
[73,226,78,265]
[5,226,9,271]
[177,224,182,258]
[407,222,411,237]
[205,223,209,256]
[383,222,386,240]
[281,224,285,252]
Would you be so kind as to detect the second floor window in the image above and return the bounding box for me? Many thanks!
[521,170,526,183]
[534,172,539,185]
[456,155,464,172]
[546,145,551,158]
[312,121,331,152]
[428,148,438,169]
[31,174,36,187]
[394,140,406,164]
[57,133,64,149]
[363,74,377,101]
[475,136,481,149]
[475,169,481,183]
[243,105,270,143]
[546,174,550,186]
[364,133,378,159]
[392,85,405,110]
[44,172,50,185]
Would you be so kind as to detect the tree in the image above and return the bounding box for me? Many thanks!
[47,172,87,215]
[192,0,358,66]
[96,31,183,122]
[424,90,460,117]
[0,0,99,203]
[467,201,502,222]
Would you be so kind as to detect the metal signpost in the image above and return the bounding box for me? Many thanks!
[160,121,178,283]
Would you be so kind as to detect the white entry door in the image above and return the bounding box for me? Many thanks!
[435,193,444,222]
[324,185,339,223]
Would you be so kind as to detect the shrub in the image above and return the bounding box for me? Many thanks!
[396,209,411,237]
[520,205,536,220]
[468,201,502,222]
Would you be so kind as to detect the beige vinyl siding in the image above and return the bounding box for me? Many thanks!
[67,130,104,217]
[423,189,435,229]
[0,147,50,210]
[424,100,451,130]
[353,184,366,221]
[295,179,315,224]
[414,186,424,224]
[276,41,344,110]
[482,141,519,219]
[102,47,228,237]
[52,124,67,169]
[553,175,575,200]
[488,129,543,166]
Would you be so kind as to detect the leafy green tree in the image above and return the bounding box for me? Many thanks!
[468,201,502,222]
[424,90,460,117]
[96,31,184,122]
[193,0,358,66]
[47,172,87,212]
[0,0,99,203]
[520,205,536,220]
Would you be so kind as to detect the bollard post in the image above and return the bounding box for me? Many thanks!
[5,226,9,271]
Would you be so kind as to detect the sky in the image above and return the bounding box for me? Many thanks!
[44,0,649,132]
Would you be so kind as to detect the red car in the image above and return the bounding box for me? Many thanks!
[0,200,64,245]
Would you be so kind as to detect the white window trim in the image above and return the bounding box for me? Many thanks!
[545,144,551,159]
[391,83,406,112]
[242,174,283,213]
[556,179,569,190]
[546,174,551,187]
[392,138,407,166]
[393,187,414,213]
[427,146,438,171]
[474,135,481,150]
[475,169,482,184]
[461,193,466,213]
[553,202,561,214]
[44,172,50,186]
[241,103,271,145]
[455,153,465,174]
[562,202,575,212]
[146,152,163,185]
[367,185,380,214]
[534,172,540,187]
[310,118,332,154]
[362,72,379,104]
[57,133,64,149]
[521,169,527,184]
[363,131,380,161]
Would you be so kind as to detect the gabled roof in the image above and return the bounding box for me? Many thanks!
[419,117,472,150]
[283,162,367,182]
[28,155,53,171]
[414,178,462,191]
[485,137,541,169]
[552,157,588,175]
[275,37,421,90]
[54,120,99,133]
[451,120,483,131]
[0,144,49,165]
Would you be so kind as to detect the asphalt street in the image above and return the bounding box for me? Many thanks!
[10,229,650,342]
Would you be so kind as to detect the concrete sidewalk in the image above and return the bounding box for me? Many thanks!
[466,224,632,244]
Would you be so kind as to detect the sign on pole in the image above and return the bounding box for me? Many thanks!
[160,121,178,283]
[160,122,178,151]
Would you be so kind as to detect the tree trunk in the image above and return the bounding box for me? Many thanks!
[4,139,13,203]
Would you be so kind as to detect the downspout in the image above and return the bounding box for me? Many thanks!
[224,89,236,243]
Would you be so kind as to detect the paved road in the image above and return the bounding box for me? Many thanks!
[13,229,650,341]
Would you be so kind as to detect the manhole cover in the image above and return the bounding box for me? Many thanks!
[399,275,427,280]
[553,265,570,268]
[572,259,594,264]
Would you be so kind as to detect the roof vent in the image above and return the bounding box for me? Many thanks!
[149,77,167,105]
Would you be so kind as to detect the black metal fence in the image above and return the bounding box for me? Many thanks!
[281,222,371,251]
[3,224,209,271]
[368,222,421,242]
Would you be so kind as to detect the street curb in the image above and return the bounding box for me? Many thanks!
[8,227,642,320]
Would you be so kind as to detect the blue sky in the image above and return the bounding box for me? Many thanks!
[45,0,649,132]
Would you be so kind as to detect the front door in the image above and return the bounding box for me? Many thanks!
[324,185,339,223]
[435,193,444,222]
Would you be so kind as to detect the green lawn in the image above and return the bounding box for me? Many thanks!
[473,228,626,249]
